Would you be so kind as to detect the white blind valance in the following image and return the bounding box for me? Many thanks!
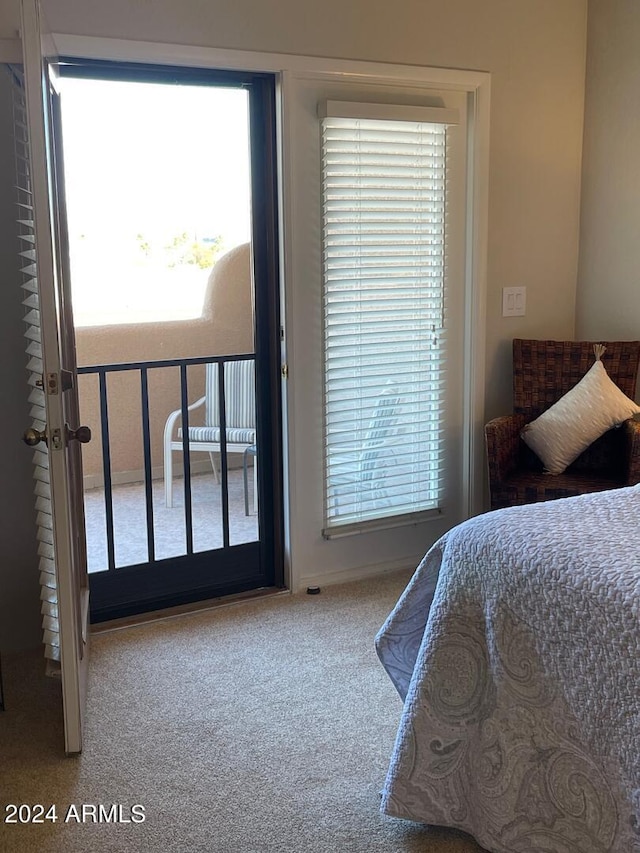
[321,105,454,535]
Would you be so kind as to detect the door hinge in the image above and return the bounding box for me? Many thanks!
[281,364,289,379]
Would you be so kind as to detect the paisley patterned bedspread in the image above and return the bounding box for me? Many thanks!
[375,486,640,853]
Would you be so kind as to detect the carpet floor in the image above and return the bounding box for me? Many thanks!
[0,571,488,853]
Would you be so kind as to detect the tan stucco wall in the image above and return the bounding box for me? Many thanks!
[577,0,640,360]
[76,242,253,479]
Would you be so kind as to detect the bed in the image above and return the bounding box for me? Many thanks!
[375,485,640,853]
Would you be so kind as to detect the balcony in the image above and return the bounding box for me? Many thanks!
[84,467,258,573]
[76,243,257,573]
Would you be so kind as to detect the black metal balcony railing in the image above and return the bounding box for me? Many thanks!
[78,353,255,572]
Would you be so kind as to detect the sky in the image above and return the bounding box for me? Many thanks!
[58,77,252,326]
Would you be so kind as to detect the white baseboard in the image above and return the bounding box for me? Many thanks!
[295,555,419,594]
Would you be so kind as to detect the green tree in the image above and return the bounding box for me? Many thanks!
[188,235,225,270]
[165,232,225,270]
[136,233,152,257]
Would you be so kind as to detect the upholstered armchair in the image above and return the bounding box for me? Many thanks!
[485,339,640,510]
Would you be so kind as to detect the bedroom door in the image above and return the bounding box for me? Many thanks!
[20,0,90,755]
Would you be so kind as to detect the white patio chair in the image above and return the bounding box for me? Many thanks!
[326,382,404,519]
[163,359,256,508]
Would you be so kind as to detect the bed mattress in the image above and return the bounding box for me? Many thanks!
[376,485,640,853]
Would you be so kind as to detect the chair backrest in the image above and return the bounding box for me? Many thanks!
[204,359,256,429]
[362,384,403,485]
[513,339,640,420]
[364,384,402,446]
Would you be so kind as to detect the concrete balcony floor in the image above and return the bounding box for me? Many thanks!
[83,468,258,573]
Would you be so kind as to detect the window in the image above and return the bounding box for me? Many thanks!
[320,100,458,535]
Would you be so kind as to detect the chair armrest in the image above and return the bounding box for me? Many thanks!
[623,418,640,485]
[163,395,206,445]
[162,395,206,509]
[485,414,527,484]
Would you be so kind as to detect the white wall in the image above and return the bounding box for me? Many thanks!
[0,0,589,645]
[577,0,640,349]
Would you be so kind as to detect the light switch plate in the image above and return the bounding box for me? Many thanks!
[502,286,526,317]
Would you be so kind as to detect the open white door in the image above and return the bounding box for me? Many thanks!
[21,0,90,755]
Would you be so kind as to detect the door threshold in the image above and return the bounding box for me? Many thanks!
[90,586,289,634]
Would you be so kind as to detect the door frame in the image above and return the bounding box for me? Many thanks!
[39,32,491,595]
[54,58,285,622]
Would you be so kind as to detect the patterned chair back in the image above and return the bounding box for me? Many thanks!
[364,386,402,446]
[204,359,256,430]
[361,385,403,487]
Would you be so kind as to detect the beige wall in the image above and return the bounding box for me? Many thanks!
[0,0,590,648]
[577,0,640,354]
[77,242,253,480]
[0,0,588,421]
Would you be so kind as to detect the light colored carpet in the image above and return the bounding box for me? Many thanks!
[84,468,258,572]
[0,571,488,853]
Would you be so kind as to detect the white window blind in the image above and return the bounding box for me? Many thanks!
[320,101,456,536]
[10,65,61,665]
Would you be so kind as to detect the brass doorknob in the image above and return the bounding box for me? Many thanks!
[23,427,47,447]
[67,425,92,444]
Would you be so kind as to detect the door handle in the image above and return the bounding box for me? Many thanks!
[66,425,92,444]
[23,427,47,446]
[23,425,91,447]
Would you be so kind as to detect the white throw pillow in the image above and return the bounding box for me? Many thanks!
[521,360,640,474]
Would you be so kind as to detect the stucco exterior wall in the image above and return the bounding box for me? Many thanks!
[76,242,253,480]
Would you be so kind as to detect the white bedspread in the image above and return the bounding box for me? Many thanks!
[376,486,640,853]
